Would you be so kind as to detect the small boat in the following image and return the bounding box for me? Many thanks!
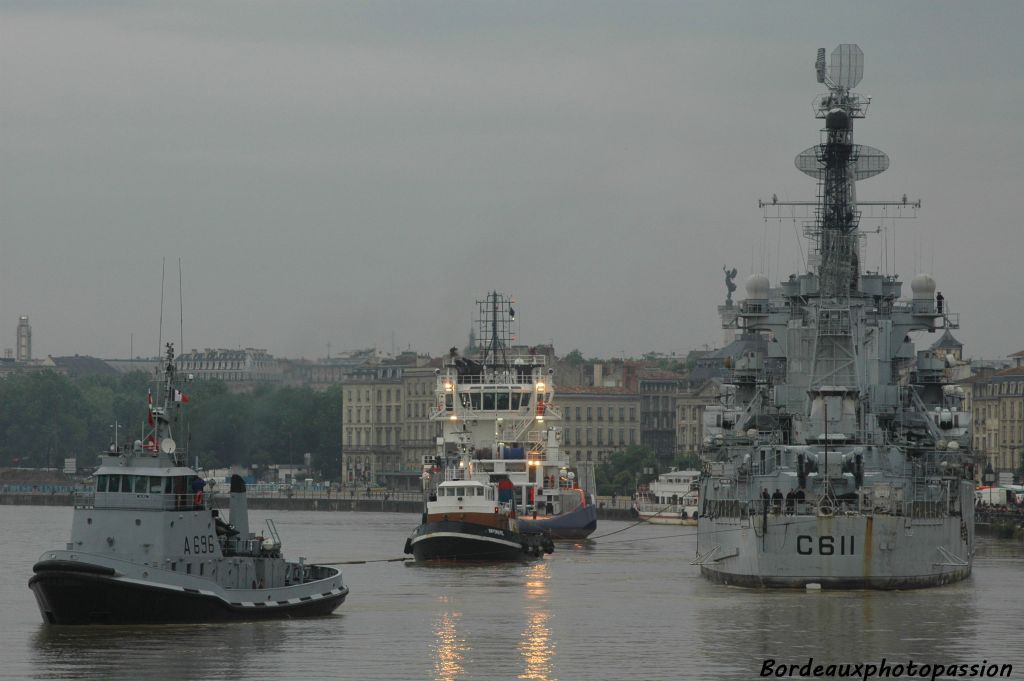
[632,469,700,525]
[28,343,349,624]
[405,478,553,562]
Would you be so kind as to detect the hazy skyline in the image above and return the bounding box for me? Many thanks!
[2,2,1022,362]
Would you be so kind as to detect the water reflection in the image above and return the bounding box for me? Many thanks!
[31,620,287,681]
[693,581,980,680]
[433,600,467,681]
[519,561,556,681]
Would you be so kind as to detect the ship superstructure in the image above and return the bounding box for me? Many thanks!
[695,46,975,589]
[405,292,595,562]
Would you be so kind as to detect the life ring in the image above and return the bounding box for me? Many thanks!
[818,497,834,516]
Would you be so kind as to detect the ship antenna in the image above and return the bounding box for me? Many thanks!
[157,257,166,361]
[178,257,184,352]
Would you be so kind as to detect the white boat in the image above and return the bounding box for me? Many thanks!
[633,469,700,525]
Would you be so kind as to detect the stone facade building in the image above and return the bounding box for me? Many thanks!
[675,380,721,460]
[638,370,686,463]
[341,365,405,489]
[557,386,640,464]
[401,364,443,484]
[175,348,282,390]
[963,351,1024,480]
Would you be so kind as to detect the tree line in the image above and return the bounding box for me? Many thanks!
[0,371,341,479]
[594,444,702,496]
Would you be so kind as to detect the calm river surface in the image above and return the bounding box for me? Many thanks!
[1,506,1021,680]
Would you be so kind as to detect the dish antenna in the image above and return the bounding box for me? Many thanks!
[795,144,889,180]
[813,44,870,119]
[829,44,863,89]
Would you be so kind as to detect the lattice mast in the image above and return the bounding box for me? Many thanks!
[476,291,515,369]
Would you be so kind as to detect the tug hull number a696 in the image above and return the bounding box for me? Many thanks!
[797,535,855,555]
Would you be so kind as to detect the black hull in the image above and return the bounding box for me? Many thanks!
[29,562,347,625]
[406,520,550,563]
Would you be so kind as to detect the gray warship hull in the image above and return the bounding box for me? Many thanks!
[697,492,973,589]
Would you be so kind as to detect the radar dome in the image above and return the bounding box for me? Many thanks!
[910,273,936,300]
[826,108,851,130]
[745,274,770,300]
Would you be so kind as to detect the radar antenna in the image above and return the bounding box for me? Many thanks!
[760,45,920,297]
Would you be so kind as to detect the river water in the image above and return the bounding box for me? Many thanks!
[1,506,1020,681]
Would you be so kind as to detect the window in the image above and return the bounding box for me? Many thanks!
[576,407,581,420]
[629,407,636,421]
[587,407,593,421]
[619,407,625,421]
[597,407,603,421]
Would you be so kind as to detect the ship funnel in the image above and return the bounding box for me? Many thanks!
[229,474,250,541]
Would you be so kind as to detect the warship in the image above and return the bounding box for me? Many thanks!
[694,45,975,589]
[29,343,348,623]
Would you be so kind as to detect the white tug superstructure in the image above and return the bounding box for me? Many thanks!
[405,292,592,562]
[695,46,974,589]
[29,343,348,624]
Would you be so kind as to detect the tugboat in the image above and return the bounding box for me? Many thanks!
[406,477,553,562]
[405,292,574,561]
[448,292,595,540]
[694,45,975,589]
[28,343,349,624]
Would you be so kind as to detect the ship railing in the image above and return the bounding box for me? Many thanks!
[75,492,212,511]
[444,354,547,369]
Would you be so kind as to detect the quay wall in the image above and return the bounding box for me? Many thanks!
[0,492,636,521]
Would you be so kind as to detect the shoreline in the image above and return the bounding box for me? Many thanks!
[0,492,637,521]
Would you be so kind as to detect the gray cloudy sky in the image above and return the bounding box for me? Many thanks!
[2,1,1022,362]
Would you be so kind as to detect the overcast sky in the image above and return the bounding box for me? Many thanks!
[2,1,1022,362]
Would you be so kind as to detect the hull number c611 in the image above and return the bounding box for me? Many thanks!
[797,535,855,555]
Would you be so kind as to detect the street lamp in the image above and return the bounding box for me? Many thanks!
[983,461,996,506]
